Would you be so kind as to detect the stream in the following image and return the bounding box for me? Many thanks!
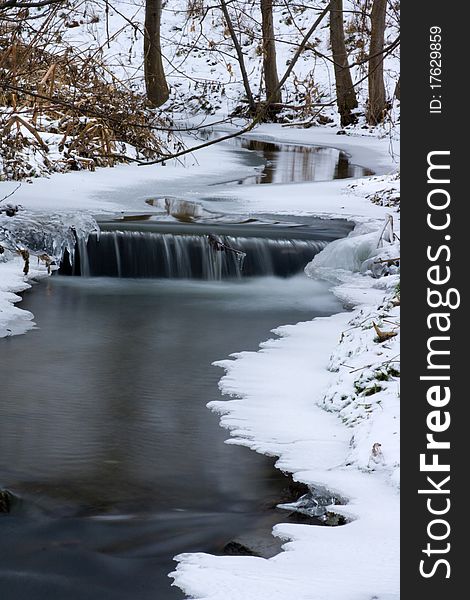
[0,138,365,599]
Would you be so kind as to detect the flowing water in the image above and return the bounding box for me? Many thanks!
[0,138,362,599]
[0,275,344,599]
[62,219,352,280]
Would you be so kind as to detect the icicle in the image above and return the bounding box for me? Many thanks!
[0,210,99,267]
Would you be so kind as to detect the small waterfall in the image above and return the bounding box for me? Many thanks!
[77,237,91,278]
[62,231,329,280]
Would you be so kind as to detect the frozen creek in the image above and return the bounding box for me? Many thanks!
[0,136,389,600]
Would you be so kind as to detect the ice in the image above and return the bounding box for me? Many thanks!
[306,224,378,275]
[305,218,398,278]
[0,210,99,265]
[277,486,346,518]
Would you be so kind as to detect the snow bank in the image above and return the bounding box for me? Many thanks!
[0,256,48,338]
[0,210,99,337]
[306,216,398,279]
[310,225,381,273]
[0,135,261,213]
[171,170,400,599]
[171,284,400,599]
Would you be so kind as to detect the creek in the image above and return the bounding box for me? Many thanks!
[0,137,364,599]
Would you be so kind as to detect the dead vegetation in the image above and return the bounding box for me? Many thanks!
[0,4,176,180]
[372,321,398,343]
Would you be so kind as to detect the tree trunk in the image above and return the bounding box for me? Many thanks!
[260,0,281,106]
[394,77,400,101]
[330,0,358,126]
[144,0,169,108]
[367,0,387,125]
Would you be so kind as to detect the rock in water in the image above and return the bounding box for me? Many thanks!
[223,541,259,556]
[0,490,13,513]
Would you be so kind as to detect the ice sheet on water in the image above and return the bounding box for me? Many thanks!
[0,210,99,263]
[277,486,346,518]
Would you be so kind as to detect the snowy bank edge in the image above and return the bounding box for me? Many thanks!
[170,214,400,598]
[0,257,49,338]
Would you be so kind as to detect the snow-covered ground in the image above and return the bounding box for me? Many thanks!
[0,135,262,213]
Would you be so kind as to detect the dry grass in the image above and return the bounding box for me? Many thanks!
[0,12,173,180]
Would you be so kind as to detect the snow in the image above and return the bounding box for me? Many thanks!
[0,121,400,599]
[192,125,399,224]
[0,124,398,221]
[1,1,400,597]
[0,256,48,338]
[172,308,399,600]
[31,0,397,118]
[165,131,401,599]
[309,217,396,276]
[0,137,261,213]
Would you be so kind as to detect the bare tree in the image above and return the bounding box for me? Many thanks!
[260,0,281,107]
[220,0,256,114]
[367,0,387,124]
[144,0,169,108]
[140,2,333,165]
[330,0,358,126]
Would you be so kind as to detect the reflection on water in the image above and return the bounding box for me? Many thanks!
[0,275,343,599]
[232,138,371,184]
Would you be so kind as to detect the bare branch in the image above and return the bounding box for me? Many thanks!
[220,0,256,113]
[0,184,21,204]
[0,0,63,10]
[138,2,333,166]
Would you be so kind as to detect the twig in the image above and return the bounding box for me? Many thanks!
[381,319,400,327]
[374,256,400,264]
[376,214,394,248]
[348,354,400,374]
[208,234,245,256]
[0,183,21,203]
[0,0,63,9]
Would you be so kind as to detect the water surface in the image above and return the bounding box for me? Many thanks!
[235,137,371,184]
[0,134,359,599]
[0,275,343,599]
